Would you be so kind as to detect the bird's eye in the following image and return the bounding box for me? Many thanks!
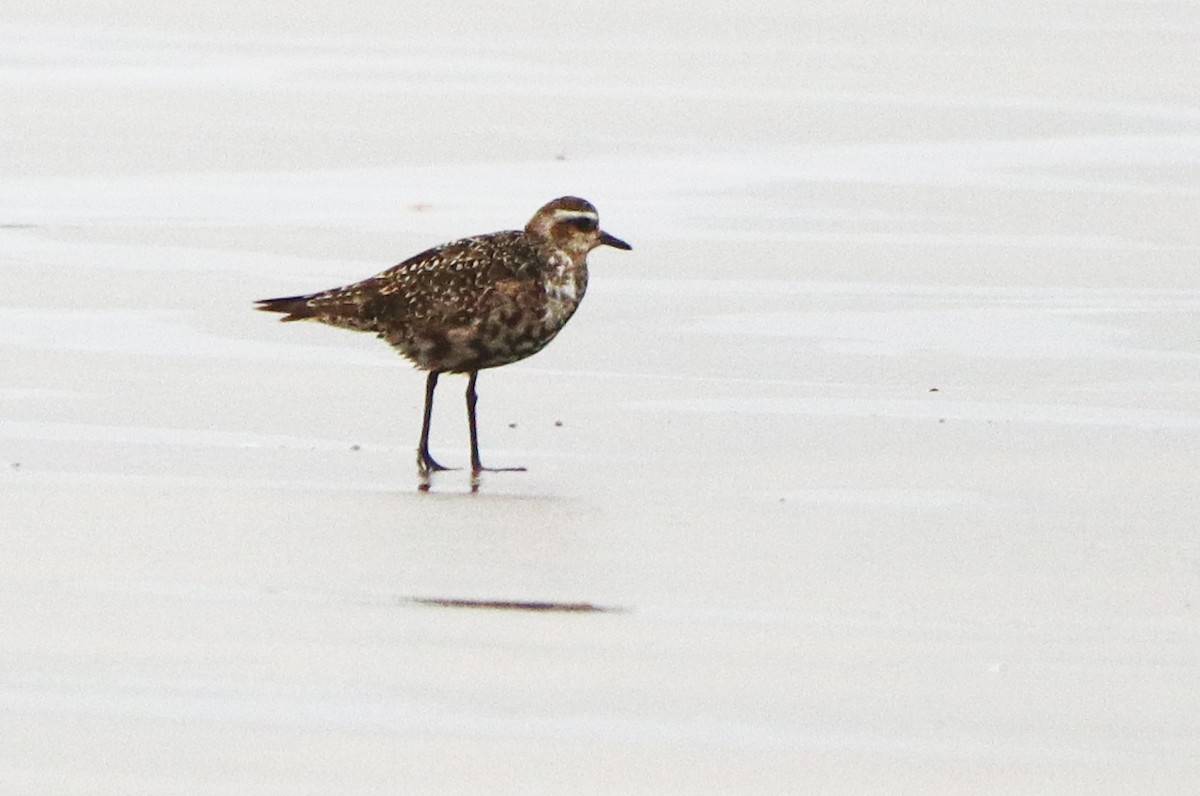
[568,217,598,233]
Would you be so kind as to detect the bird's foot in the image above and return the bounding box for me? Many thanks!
[468,464,527,494]
[417,450,456,492]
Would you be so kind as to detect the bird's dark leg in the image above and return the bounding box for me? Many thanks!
[417,370,453,489]
[466,371,482,473]
[466,371,526,485]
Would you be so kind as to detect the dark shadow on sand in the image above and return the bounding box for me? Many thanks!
[406,597,626,614]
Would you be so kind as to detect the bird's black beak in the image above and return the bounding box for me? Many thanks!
[600,231,632,250]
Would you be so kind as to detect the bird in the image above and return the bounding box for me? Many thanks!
[255,196,631,490]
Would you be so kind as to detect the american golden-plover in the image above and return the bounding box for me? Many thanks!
[256,196,631,490]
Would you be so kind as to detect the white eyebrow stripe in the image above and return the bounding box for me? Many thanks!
[550,209,599,221]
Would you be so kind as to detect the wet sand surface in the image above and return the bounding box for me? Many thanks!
[3,2,1200,792]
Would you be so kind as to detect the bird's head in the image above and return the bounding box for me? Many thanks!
[526,196,631,257]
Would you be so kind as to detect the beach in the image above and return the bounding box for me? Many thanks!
[3,1,1200,792]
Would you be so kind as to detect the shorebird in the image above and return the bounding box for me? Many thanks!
[256,196,631,490]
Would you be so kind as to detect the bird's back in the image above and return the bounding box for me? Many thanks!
[257,230,584,372]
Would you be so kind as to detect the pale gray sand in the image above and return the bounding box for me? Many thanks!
[3,1,1200,792]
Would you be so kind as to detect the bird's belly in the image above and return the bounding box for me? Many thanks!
[390,260,586,373]
[394,312,559,373]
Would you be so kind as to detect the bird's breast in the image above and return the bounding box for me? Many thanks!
[541,251,588,328]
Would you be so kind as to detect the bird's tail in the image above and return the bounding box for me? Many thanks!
[254,294,320,322]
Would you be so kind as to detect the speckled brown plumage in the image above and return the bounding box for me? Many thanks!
[256,196,631,489]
